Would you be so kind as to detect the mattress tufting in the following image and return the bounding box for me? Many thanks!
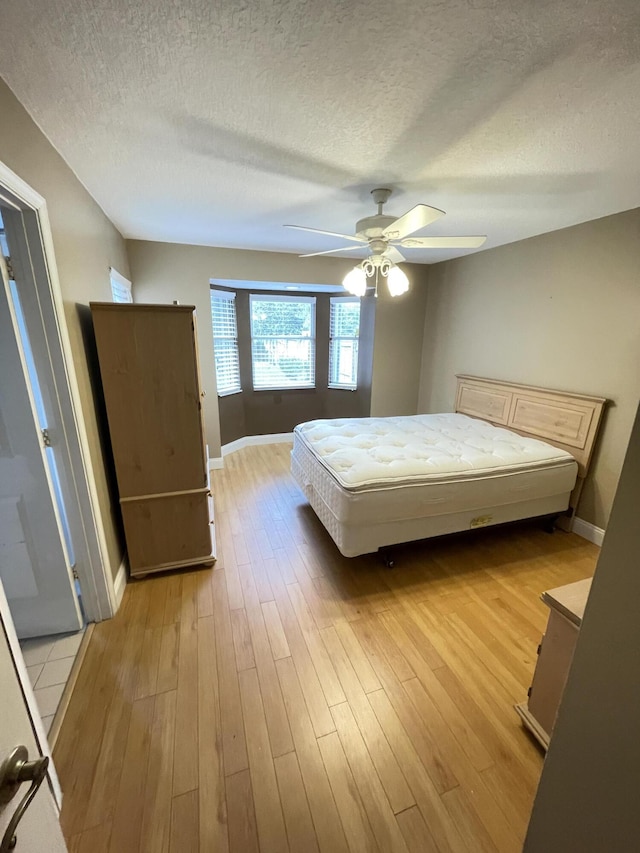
[293,413,576,491]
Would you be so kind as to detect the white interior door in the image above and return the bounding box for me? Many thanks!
[0,581,67,851]
[0,246,82,639]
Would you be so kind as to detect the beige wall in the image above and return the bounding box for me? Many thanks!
[371,281,428,417]
[524,402,640,850]
[127,239,429,455]
[0,79,130,579]
[418,209,640,529]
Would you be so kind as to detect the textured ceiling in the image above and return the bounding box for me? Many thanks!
[1,0,640,263]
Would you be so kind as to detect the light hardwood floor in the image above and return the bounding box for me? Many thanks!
[55,443,599,852]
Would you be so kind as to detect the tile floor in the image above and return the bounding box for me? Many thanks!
[19,630,85,732]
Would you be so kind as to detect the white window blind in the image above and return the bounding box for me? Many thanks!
[329,297,360,390]
[250,294,316,390]
[110,268,133,303]
[210,289,241,395]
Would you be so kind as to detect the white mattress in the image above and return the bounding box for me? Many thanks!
[294,413,576,490]
[291,414,578,555]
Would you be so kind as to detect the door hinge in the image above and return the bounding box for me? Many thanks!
[72,568,79,581]
[41,429,52,447]
[4,255,15,280]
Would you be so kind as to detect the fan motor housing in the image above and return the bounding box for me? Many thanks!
[355,214,396,239]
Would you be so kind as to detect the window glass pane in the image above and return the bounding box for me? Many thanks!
[213,339,241,392]
[332,301,360,337]
[330,339,359,388]
[211,290,241,394]
[252,338,315,389]
[250,298,313,338]
[250,295,316,390]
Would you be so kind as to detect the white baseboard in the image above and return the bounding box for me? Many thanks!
[208,433,293,469]
[572,517,605,547]
[112,556,128,610]
[221,432,294,458]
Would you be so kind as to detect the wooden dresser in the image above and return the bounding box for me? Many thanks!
[91,303,216,577]
[516,577,591,748]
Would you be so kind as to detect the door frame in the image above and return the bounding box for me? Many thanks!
[0,159,119,622]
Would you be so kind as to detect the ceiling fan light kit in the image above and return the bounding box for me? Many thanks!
[341,257,409,298]
[285,188,486,299]
[342,265,368,297]
[386,264,410,297]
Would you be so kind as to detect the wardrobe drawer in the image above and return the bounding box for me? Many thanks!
[122,489,212,575]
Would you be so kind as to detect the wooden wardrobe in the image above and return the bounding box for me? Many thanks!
[91,303,216,577]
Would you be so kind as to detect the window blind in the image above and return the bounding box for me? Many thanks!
[110,268,133,303]
[210,289,241,395]
[329,297,360,390]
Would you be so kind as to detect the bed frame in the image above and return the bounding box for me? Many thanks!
[292,375,607,558]
[455,375,607,526]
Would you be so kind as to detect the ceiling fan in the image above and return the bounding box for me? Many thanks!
[284,188,486,297]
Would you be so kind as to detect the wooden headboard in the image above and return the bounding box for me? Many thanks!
[455,375,607,483]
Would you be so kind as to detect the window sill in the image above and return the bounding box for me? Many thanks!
[217,388,243,398]
[328,385,357,391]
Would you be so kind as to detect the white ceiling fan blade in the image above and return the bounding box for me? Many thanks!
[382,204,445,240]
[400,236,487,249]
[385,246,407,264]
[284,224,366,244]
[300,245,365,258]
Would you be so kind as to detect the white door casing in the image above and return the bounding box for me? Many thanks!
[0,580,66,851]
[0,159,120,623]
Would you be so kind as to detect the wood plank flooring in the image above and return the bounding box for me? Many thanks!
[55,443,599,852]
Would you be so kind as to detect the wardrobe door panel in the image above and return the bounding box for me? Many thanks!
[92,305,207,497]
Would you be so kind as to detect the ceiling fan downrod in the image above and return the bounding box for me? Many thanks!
[371,187,393,215]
